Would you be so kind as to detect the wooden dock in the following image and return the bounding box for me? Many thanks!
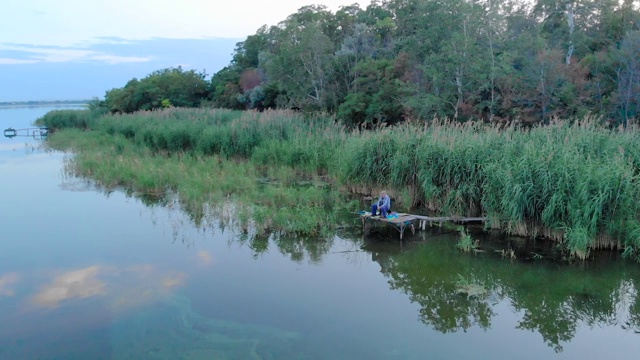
[360,212,488,239]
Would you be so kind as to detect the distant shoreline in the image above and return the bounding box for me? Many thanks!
[0,101,91,109]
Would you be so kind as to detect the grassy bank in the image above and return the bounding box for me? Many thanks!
[48,128,355,239]
[40,109,640,261]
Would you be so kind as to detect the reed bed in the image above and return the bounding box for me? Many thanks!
[48,128,354,239]
[43,109,640,261]
[37,109,93,129]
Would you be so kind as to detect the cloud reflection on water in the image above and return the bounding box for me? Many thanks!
[109,265,186,311]
[197,250,214,266]
[32,266,106,308]
[29,263,189,311]
[162,273,186,289]
[0,273,19,297]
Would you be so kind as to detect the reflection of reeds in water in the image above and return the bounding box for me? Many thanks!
[51,129,353,263]
[454,274,487,299]
[44,109,640,261]
[52,129,353,240]
[456,227,478,253]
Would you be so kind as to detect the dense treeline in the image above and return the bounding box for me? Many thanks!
[209,0,640,125]
[38,109,640,261]
[100,1,640,126]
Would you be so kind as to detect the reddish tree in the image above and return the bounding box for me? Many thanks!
[239,69,262,92]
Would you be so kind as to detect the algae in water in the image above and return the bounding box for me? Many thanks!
[110,294,303,360]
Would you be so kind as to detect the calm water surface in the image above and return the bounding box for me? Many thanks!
[1,106,639,359]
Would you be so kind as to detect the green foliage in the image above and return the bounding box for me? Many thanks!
[67,1,640,124]
[456,227,478,253]
[47,108,640,261]
[204,0,640,125]
[47,126,345,239]
[208,66,245,110]
[36,109,93,130]
[337,59,408,126]
[104,67,209,113]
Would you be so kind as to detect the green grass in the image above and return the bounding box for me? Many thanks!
[36,109,93,129]
[48,128,357,238]
[43,109,640,261]
[456,227,478,253]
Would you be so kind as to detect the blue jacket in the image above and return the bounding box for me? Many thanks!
[377,195,391,209]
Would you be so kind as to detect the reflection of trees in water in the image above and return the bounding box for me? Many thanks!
[83,174,640,350]
[626,289,640,334]
[504,270,639,352]
[367,238,640,352]
[236,230,334,263]
[378,254,494,334]
[413,280,494,333]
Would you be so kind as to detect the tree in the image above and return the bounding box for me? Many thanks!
[337,58,409,126]
[204,0,640,124]
[615,30,640,124]
[263,10,336,110]
[104,67,209,113]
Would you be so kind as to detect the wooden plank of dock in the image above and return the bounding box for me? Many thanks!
[411,215,488,222]
[360,212,488,238]
[361,213,418,239]
[410,215,488,231]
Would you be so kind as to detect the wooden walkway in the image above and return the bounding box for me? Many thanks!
[360,212,488,239]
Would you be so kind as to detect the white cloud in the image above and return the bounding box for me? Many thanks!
[0,58,39,65]
[5,0,372,47]
[89,54,152,65]
[0,44,151,64]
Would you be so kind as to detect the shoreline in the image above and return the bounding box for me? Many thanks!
[0,103,89,109]
[38,108,640,262]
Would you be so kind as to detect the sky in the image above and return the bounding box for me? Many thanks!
[1,0,371,101]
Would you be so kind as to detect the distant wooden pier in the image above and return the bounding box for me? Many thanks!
[360,213,488,239]
[3,127,49,139]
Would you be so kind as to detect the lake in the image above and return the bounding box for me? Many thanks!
[1,106,640,359]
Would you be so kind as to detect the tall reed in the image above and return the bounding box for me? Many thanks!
[44,108,640,261]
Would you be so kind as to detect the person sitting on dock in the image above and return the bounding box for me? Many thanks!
[371,190,391,218]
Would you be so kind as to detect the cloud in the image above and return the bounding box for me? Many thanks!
[0,273,19,298]
[90,54,151,65]
[82,37,137,46]
[96,265,186,311]
[0,43,151,65]
[26,262,195,312]
[32,266,106,307]
[6,0,373,48]
[197,250,214,266]
[0,58,39,65]
[162,273,186,289]
[0,37,239,101]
